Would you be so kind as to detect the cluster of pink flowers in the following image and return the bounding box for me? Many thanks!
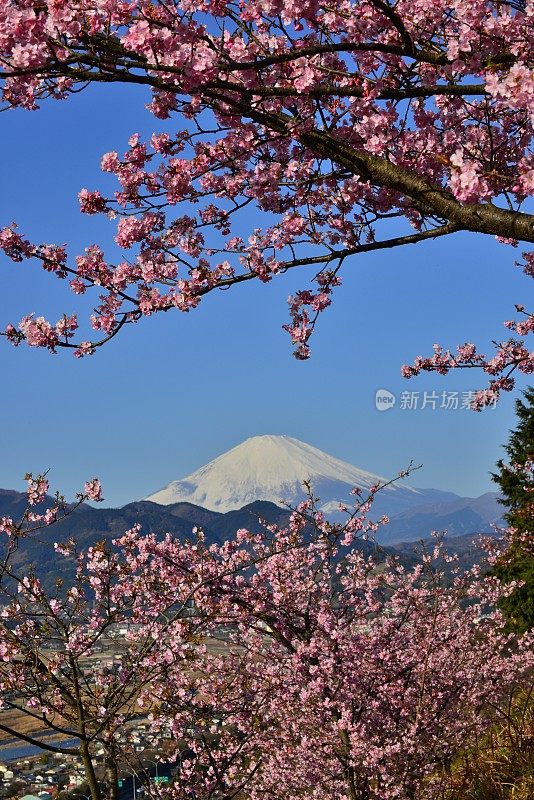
[25,474,49,505]
[0,225,33,262]
[84,478,103,502]
[0,517,14,536]
[284,271,342,359]
[11,312,80,352]
[115,212,164,249]
[78,189,107,215]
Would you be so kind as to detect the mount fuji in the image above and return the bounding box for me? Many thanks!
[144,435,460,518]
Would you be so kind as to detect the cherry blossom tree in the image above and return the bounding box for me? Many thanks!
[1,5,532,796]
[0,0,532,398]
[0,474,217,800]
[0,474,532,800]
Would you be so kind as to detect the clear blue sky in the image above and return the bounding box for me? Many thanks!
[0,84,531,507]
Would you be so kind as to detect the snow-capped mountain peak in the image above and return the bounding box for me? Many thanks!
[144,435,433,515]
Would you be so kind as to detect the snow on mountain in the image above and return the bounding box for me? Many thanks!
[144,435,457,517]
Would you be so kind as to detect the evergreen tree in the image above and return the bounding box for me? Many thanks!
[491,387,534,633]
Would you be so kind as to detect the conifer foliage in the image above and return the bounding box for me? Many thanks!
[492,388,534,633]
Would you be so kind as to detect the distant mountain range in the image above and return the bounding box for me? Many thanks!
[0,435,504,587]
[377,492,503,544]
[144,434,503,540]
[0,492,407,589]
[0,489,498,592]
[144,435,460,518]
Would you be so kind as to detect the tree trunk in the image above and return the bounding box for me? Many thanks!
[80,738,102,800]
[104,753,119,800]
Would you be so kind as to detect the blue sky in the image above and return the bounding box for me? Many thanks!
[0,84,531,507]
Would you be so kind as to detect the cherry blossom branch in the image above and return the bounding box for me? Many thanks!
[0,0,534,383]
[0,223,458,356]
[403,258,533,408]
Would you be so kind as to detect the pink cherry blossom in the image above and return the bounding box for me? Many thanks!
[84,478,103,502]
[2,470,532,800]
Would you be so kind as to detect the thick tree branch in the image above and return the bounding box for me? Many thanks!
[0,724,80,755]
